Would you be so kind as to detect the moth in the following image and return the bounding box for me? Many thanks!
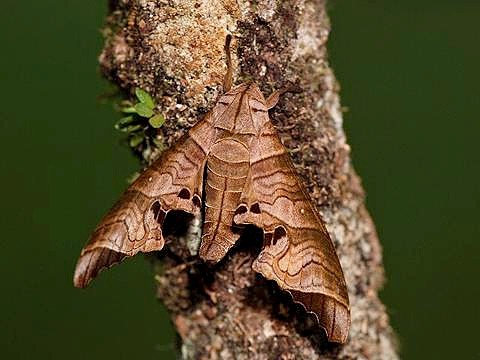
[74,35,350,343]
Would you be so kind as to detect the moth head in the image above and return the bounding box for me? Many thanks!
[245,83,266,102]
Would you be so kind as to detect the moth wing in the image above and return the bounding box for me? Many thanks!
[234,123,350,343]
[74,117,215,288]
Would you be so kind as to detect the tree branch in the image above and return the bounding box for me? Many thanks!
[100,0,398,358]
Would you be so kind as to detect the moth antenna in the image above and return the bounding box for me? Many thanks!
[266,83,302,110]
[223,34,234,92]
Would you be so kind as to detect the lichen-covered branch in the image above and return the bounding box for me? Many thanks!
[99,0,398,358]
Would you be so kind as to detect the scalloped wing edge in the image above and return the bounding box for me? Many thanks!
[288,289,350,343]
[73,236,165,288]
[252,262,351,343]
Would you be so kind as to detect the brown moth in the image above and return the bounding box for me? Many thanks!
[74,35,350,343]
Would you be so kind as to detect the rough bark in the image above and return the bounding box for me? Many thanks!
[99,0,399,359]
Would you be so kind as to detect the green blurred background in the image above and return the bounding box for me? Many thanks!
[0,1,478,359]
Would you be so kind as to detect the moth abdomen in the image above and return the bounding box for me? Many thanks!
[199,137,250,262]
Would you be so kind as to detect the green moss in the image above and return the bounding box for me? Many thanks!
[107,87,166,163]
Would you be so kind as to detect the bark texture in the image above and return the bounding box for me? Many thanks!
[99,0,399,358]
